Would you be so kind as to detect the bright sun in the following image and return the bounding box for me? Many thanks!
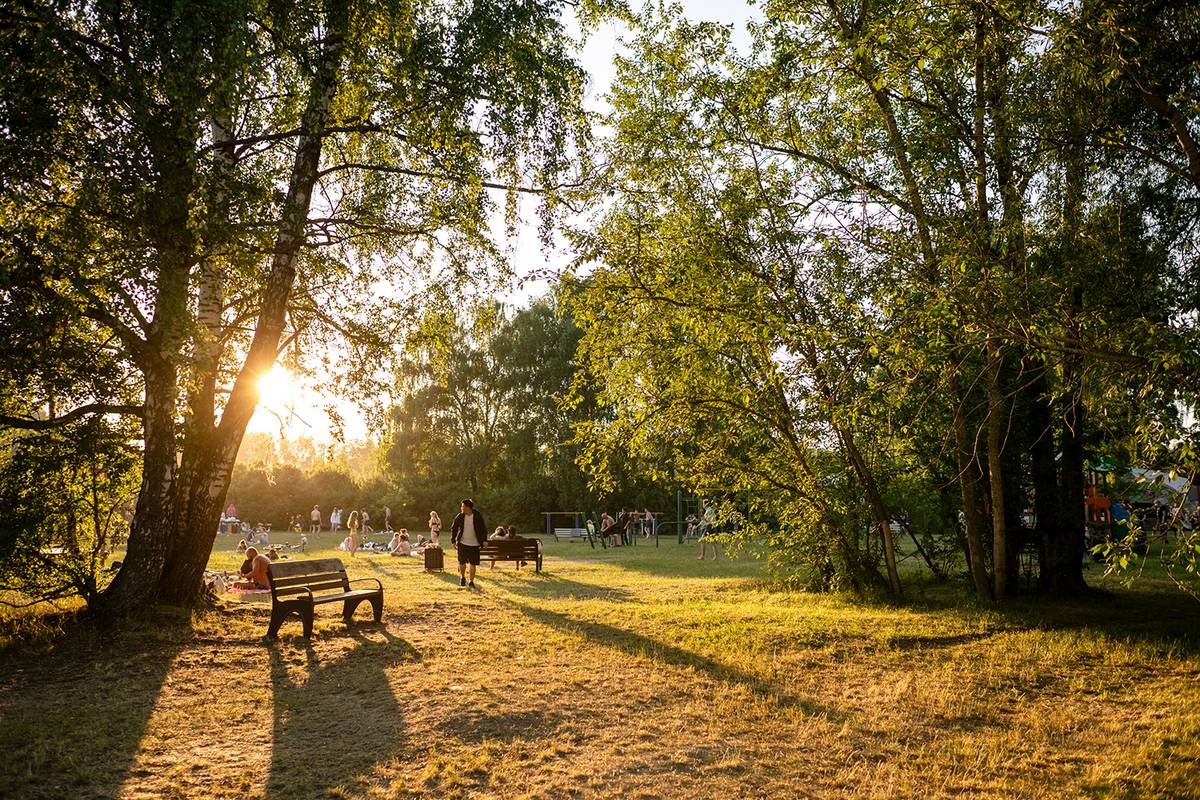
[257,366,298,411]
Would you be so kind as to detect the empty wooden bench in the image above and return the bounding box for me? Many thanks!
[480,538,543,572]
[266,558,383,639]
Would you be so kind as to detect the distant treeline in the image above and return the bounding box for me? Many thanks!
[228,298,674,534]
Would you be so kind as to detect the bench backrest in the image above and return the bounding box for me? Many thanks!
[481,538,540,557]
[267,558,351,600]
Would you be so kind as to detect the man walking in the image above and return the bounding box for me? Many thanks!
[310,505,322,535]
[451,498,488,588]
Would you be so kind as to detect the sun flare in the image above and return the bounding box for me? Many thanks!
[256,366,297,410]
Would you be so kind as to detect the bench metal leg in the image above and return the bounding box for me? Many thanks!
[269,601,314,639]
[342,592,384,625]
[267,606,288,639]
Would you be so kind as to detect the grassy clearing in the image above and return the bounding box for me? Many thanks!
[1,532,1199,799]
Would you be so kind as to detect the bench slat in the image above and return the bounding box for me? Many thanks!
[482,542,539,555]
[310,589,379,605]
[274,580,348,596]
[271,572,347,589]
[268,558,346,579]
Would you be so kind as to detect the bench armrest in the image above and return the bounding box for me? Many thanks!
[347,577,383,591]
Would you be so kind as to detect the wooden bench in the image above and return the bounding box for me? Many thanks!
[266,558,383,639]
[480,538,543,572]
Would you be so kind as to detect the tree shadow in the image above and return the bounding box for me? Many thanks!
[490,573,633,602]
[901,581,1200,656]
[554,546,764,581]
[1000,586,1200,655]
[437,707,566,745]
[508,602,838,720]
[267,628,419,798]
[885,631,997,651]
[0,612,188,799]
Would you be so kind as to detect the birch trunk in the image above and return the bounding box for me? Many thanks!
[157,0,350,605]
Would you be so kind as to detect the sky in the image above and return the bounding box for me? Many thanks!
[246,0,762,444]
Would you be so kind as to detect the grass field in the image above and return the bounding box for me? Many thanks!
[1,530,1199,799]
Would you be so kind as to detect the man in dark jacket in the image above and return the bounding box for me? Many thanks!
[451,499,488,588]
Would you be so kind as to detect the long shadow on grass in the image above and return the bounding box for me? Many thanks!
[509,602,837,719]
[567,547,765,580]
[1002,587,1200,655]
[267,629,419,798]
[0,614,187,800]
[438,707,566,745]
[903,581,1200,655]
[491,573,632,602]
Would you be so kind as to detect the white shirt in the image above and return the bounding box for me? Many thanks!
[460,513,480,546]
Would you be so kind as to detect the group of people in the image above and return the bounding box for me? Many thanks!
[305,505,392,535]
[230,545,283,590]
[598,507,658,547]
[338,510,442,557]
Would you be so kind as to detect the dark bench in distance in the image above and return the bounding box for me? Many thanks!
[480,538,543,572]
[266,558,383,639]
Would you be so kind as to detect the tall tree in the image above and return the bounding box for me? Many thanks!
[0,0,590,612]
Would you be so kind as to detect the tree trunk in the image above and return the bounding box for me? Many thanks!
[1045,354,1088,593]
[839,429,902,596]
[94,363,179,615]
[160,0,350,606]
[1042,127,1089,594]
[158,430,245,604]
[953,382,994,601]
[1029,373,1062,591]
[986,342,1009,599]
[103,0,351,611]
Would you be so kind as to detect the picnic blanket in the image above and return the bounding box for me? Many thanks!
[227,586,271,595]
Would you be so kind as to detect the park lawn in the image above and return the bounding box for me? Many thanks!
[1,533,1199,799]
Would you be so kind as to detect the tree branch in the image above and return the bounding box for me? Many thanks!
[0,403,145,431]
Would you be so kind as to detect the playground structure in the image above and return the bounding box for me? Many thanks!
[542,492,715,549]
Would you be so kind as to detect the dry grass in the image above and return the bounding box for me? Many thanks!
[1,533,1199,799]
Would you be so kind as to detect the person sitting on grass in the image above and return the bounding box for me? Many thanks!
[232,547,271,590]
[389,530,411,556]
[236,539,248,553]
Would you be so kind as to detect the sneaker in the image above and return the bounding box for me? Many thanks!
[459,577,466,587]
[468,580,475,588]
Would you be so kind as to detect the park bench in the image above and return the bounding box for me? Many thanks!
[481,538,544,572]
[266,558,383,639]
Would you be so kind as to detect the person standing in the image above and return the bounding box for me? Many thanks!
[697,500,719,560]
[384,505,393,532]
[330,506,342,533]
[451,499,488,588]
[361,508,372,535]
[428,511,442,546]
[310,505,322,535]
[346,510,361,557]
